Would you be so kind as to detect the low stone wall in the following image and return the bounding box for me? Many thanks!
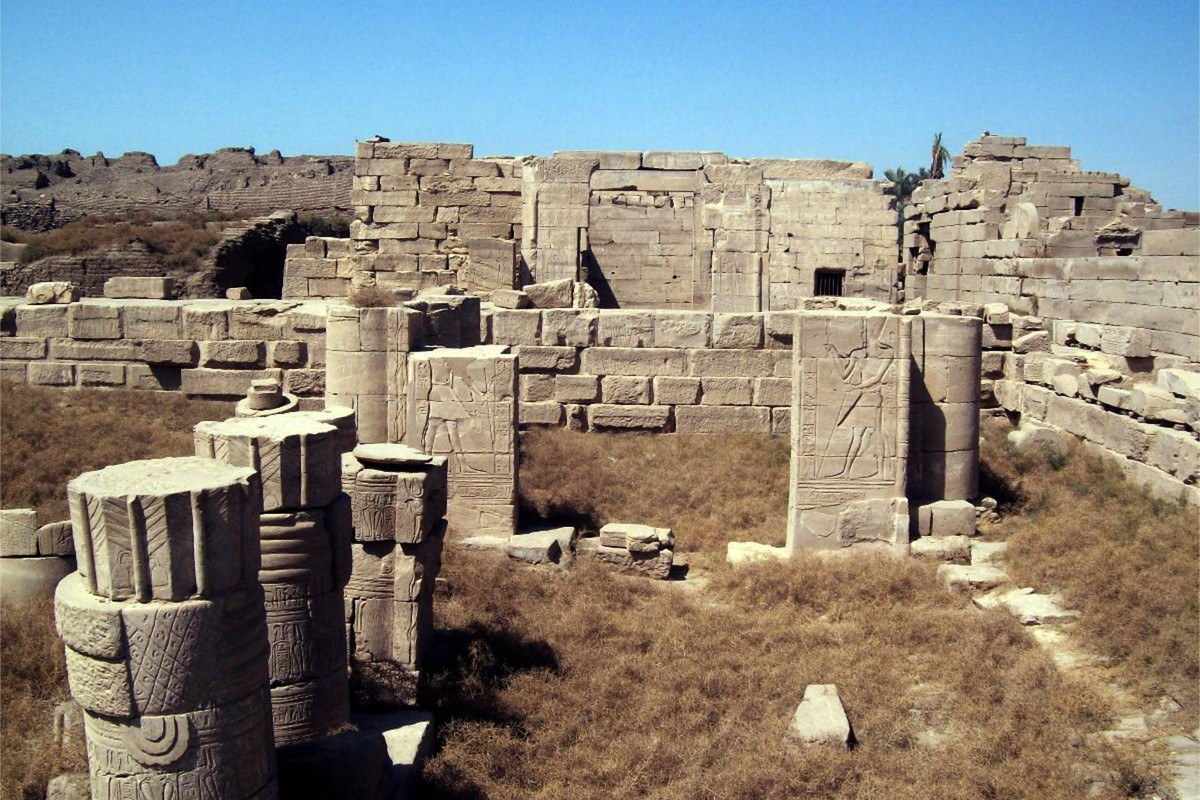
[970,304,1200,505]
[0,298,328,400]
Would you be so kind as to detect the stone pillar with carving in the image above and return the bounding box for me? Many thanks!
[341,443,447,680]
[55,457,279,800]
[194,414,352,746]
[787,312,912,552]
[406,344,518,537]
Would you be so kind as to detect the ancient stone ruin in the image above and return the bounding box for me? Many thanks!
[2,131,1196,796]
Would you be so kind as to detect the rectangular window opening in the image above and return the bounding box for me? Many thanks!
[1073,196,1085,216]
[815,269,845,297]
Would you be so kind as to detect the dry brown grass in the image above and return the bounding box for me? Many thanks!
[415,550,1150,800]
[0,599,86,800]
[981,418,1200,723]
[348,285,401,308]
[520,428,789,562]
[0,383,233,521]
[0,210,245,271]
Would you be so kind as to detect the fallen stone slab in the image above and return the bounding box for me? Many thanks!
[491,289,530,309]
[277,724,395,800]
[937,563,1007,592]
[1164,731,1200,800]
[355,710,436,799]
[1158,368,1200,401]
[969,540,1008,566]
[910,535,971,564]
[785,684,852,747]
[454,535,509,552]
[26,281,78,305]
[973,587,1080,625]
[727,541,790,565]
[1007,424,1068,461]
[507,527,574,564]
[523,278,574,308]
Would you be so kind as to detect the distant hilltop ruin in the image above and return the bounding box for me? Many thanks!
[1,147,354,230]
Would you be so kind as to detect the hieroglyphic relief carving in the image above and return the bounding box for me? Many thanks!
[342,444,447,675]
[788,314,911,551]
[407,345,517,537]
[57,457,279,800]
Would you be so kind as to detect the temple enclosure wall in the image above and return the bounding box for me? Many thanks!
[283,140,901,309]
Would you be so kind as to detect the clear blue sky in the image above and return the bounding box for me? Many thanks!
[2,1,1197,209]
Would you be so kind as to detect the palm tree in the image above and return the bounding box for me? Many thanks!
[930,133,951,179]
[884,167,930,207]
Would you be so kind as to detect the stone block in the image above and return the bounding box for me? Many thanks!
[524,279,575,309]
[520,402,564,426]
[491,289,529,309]
[602,376,651,404]
[1012,331,1051,354]
[588,404,670,430]
[653,376,701,405]
[201,340,264,368]
[0,509,39,557]
[28,361,75,385]
[1100,326,1151,358]
[26,281,78,304]
[68,304,121,339]
[542,309,597,347]
[555,374,599,403]
[270,340,306,367]
[654,312,711,348]
[0,336,47,359]
[77,363,126,386]
[520,373,555,402]
[917,500,977,538]
[492,310,541,346]
[909,535,971,564]
[15,304,69,337]
[713,314,763,349]
[597,311,655,347]
[581,347,687,377]
[700,377,752,405]
[753,377,792,407]
[675,405,769,433]
[181,368,283,397]
[103,277,174,299]
[517,345,577,371]
[641,151,704,170]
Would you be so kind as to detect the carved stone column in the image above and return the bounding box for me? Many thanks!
[342,444,447,674]
[195,414,353,746]
[55,457,278,800]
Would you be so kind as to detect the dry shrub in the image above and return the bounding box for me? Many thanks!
[519,428,789,561]
[416,550,1135,800]
[0,599,86,800]
[981,419,1200,721]
[348,285,400,308]
[0,383,233,521]
[1,210,245,271]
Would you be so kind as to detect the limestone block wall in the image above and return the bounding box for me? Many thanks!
[281,141,900,311]
[0,299,329,400]
[905,134,1200,358]
[485,304,979,500]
